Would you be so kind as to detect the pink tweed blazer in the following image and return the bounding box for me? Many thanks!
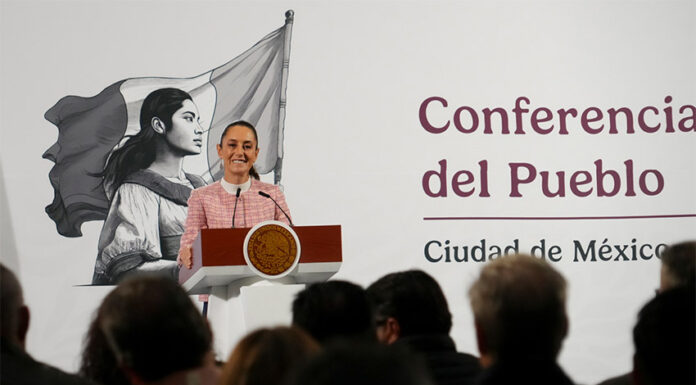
[179,179,292,251]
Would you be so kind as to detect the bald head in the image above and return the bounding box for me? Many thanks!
[1,264,29,348]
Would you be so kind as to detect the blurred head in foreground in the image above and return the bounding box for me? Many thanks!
[2,264,99,385]
[633,285,695,385]
[288,342,434,385]
[367,269,453,344]
[292,280,375,344]
[219,326,320,385]
[82,275,215,385]
[468,254,568,366]
[0,264,29,350]
[659,240,696,291]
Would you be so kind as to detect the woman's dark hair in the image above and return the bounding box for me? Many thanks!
[102,88,192,195]
[292,281,376,344]
[80,312,130,385]
[219,120,260,180]
[219,326,320,385]
[97,275,213,382]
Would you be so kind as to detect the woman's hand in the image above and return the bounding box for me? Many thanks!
[177,247,193,269]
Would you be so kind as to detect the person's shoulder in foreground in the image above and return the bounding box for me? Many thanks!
[1,264,99,385]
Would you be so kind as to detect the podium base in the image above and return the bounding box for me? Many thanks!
[207,278,306,359]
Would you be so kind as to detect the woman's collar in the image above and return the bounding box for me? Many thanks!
[220,177,252,195]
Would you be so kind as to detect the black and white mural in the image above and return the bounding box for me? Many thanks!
[42,12,294,284]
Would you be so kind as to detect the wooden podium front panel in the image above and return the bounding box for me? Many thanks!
[179,228,249,284]
[294,225,342,263]
[200,228,249,266]
[198,225,342,265]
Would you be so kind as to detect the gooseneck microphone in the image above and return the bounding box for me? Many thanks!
[258,191,294,226]
[231,188,241,228]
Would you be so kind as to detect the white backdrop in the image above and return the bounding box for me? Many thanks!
[1,1,694,384]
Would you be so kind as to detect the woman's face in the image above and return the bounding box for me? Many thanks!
[164,99,203,155]
[217,125,259,178]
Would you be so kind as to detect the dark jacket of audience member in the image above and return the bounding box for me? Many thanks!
[367,270,481,385]
[81,275,218,385]
[596,373,631,385]
[288,342,435,385]
[597,240,696,385]
[1,264,98,385]
[292,280,376,344]
[632,285,695,385]
[468,255,574,385]
[219,326,320,385]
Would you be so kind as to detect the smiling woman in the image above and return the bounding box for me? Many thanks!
[177,121,292,269]
[92,88,207,285]
[217,121,261,183]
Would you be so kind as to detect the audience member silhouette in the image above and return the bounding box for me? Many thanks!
[288,342,434,385]
[367,269,481,385]
[659,240,696,291]
[632,284,695,385]
[1,263,97,385]
[292,280,376,344]
[468,254,574,385]
[219,326,320,385]
[597,240,696,385]
[81,275,218,385]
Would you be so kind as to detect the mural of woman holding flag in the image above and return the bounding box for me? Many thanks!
[42,10,294,284]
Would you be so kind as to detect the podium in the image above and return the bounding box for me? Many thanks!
[179,224,342,358]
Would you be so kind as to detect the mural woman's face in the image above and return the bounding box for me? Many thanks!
[165,99,203,155]
[217,125,259,179]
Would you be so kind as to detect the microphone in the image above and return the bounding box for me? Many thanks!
[231,188,241,228]
[258,191,294,226]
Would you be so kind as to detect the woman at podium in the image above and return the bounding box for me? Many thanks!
[177,121,292,269]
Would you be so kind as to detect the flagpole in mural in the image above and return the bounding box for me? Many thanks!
[43,10,294,238]
[275,10,294,184]
[203,9,294,184]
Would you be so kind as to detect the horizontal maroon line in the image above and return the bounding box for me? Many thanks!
[423,214,696,221]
